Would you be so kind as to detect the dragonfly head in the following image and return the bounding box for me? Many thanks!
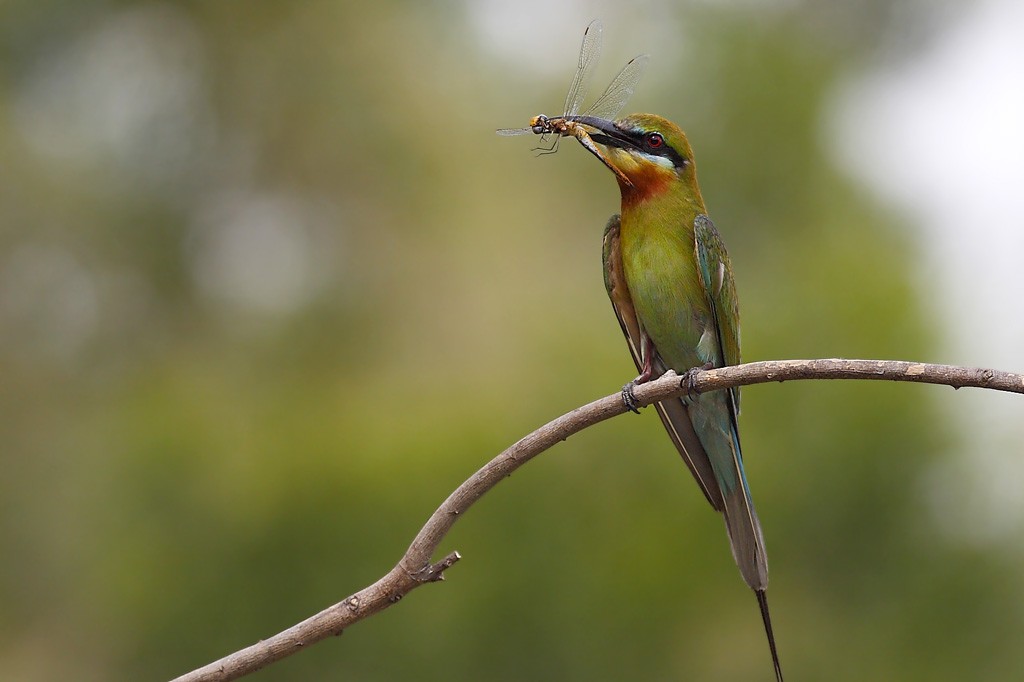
[528,114,550,134]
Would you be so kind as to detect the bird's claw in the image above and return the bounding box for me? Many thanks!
[680,362,715,404]
[621,381,641,414]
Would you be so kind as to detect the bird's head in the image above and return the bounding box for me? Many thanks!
[575,114,699,204]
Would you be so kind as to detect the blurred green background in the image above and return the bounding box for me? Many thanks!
[2,1,1023,680]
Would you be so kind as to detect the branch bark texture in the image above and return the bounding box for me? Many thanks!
[170,359,1023,682]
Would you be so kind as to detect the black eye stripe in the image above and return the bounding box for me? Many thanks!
[633,131,687,170]
[667,149,688,169]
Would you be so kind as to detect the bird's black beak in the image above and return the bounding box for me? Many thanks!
[569,116,637,151]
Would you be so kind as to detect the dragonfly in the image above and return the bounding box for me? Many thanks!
[497,20,649,186]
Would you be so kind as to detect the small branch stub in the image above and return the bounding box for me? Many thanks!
[412,551,462,583]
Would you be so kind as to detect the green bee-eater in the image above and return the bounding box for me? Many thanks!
[575,113,783,681]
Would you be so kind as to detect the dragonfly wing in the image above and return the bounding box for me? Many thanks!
[563,19,602,117]
[583,54,649,120]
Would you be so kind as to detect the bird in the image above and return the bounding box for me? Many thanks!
[578,113,783,681]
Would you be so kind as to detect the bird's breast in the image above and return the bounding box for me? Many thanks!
[619,217,714,371]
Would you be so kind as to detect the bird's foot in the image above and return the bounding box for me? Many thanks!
[622,348,655,414]
[680,362,715,404]
[621,381,641,414]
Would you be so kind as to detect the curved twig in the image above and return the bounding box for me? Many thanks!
[170,358,1023,682]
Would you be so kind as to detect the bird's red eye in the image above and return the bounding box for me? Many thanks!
[647,133,664,148]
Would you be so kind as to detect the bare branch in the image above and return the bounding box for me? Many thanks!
[170,358,1023,682]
